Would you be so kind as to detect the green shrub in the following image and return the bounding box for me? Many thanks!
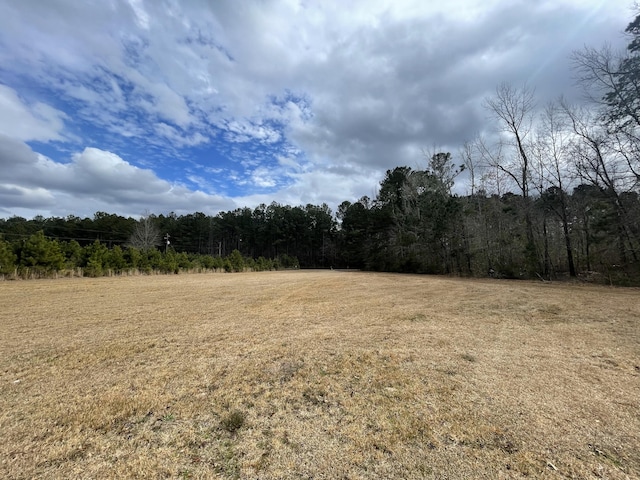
[82,240,109,277]
[0,239,17,275]
[124,246,141,269]
[277,254,299,269]
[20,231,65,273]
[61,240,82,269]
[227,249,244,272]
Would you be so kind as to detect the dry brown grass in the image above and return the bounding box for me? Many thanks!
[1,271,638,479]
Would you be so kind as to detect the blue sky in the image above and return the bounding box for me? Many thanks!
[0,0,630,219]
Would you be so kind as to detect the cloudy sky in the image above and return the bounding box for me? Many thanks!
[0,0,631,219]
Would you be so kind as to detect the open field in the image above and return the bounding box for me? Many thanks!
[1,271,639,479]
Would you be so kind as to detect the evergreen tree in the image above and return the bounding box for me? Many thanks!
[19,231,65,273]
[0,238,17,275]
[83,240,109,277]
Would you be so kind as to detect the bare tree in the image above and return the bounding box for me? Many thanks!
[474,135,507,196]
[460,141,479,196]
[571,19,640,185]
[560,99,639,263]
[460,139,493,273]
[531,100,578,276]
[572,45,623,111]
[483,83,536,196]
[572,37,640,132]
[560,100,632,194]
[128,212,161,251]
[483,82,538,270]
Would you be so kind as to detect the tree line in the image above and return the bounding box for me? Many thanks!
[1,12,639,283]
[0,227,300,279]
[0,174,637,283]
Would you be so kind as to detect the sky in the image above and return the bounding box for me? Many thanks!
[0,0,632,219]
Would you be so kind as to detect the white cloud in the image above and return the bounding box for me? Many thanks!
[0,0,631,217]
[0,136,235,217]
[237,165,382,212]
[0,184,56,209]
[251,166,278,188]
[126,0,150,30]
[154,122,209,147]
[139,81,192,128]
[222,119,282,144]
[0,84,68,142]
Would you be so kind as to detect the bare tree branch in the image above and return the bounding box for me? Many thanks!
[128,212,161,251]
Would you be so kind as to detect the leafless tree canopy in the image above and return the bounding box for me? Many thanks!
[128,214,161,251]
[482,83,536,198]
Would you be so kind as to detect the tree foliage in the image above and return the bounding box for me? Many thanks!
[1,15,639,284]
[19,231,65,273]
[0,238,17,275]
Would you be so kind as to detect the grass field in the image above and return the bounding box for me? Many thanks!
[1,270,639,479]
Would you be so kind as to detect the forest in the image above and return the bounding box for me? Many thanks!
[1,13,640,284]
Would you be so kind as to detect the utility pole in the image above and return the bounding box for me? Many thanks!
[164,233,170,253]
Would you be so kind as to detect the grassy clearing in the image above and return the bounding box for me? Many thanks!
[1,271,639,479]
